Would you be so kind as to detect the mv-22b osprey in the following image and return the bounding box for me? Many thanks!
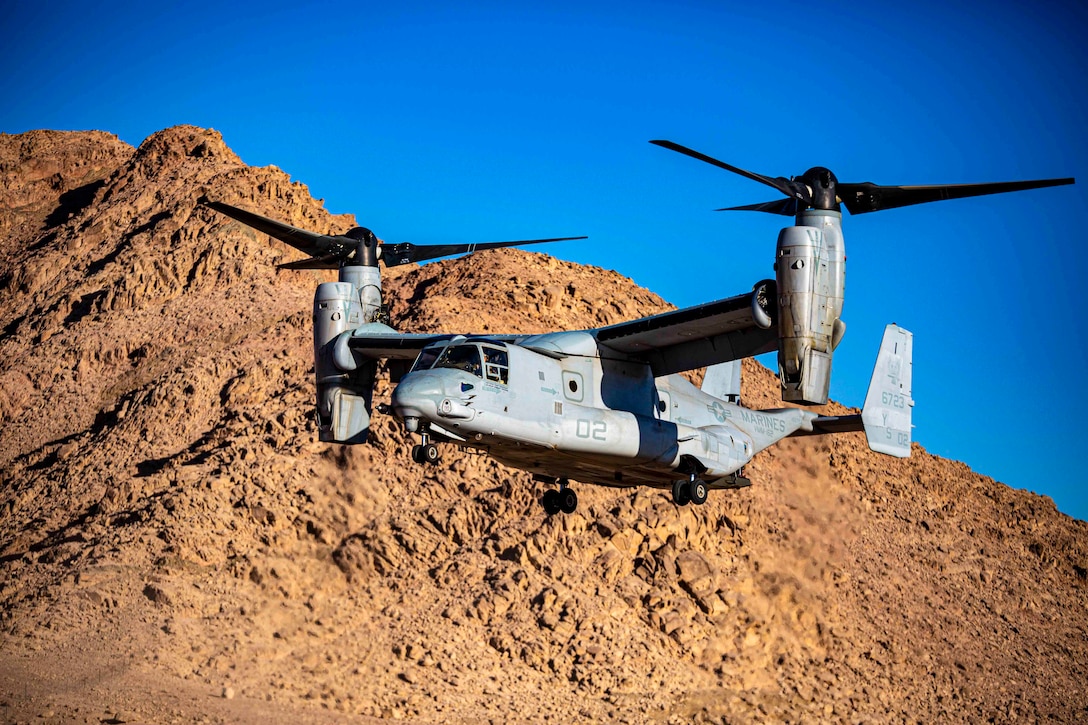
[204,141,1073,515]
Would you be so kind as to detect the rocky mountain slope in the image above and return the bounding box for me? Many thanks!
[0,126,1085,724]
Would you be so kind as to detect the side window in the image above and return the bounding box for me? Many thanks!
[482,346,509,385]
[655,390,672,421]
[562,371,584,402]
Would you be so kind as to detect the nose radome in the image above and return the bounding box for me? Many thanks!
[398,374,444,398]
[391,374,445,418]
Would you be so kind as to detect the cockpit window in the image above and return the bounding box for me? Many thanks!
[482,345,509,385]
[434,344,483,377]
[411,345,444,372]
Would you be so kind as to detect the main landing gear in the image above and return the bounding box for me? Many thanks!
[672,474,708,507]
[542,479,578,516]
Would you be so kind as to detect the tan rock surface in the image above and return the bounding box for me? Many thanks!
[0,126,1085,723]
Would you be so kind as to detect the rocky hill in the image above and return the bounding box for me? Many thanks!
[0,126,1085,724]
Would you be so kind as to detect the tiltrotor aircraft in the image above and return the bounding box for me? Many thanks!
[203,141,1073,514]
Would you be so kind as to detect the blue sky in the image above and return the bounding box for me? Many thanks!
[3,1,1086,520]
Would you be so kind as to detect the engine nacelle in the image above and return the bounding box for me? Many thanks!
[775,210,846,405]
[314,281,375,443]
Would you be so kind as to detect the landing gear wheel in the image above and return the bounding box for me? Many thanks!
[559,488,578,514]
[542,489,562,516]
[672,480,691,506]
[422,443,440,465]
[689,479,708,505]
[411,444,424,464]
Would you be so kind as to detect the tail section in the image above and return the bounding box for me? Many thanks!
[861,324,913,457]
[792,323,913,458]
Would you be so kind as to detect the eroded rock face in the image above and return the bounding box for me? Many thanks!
[0,126,1085,724]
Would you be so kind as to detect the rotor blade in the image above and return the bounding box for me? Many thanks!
[839,177,1075,215]
[716,199,799,215]
[650,140,811,203]
[202,199,345,258]
[277,255,341,270]
[382,236,587,267]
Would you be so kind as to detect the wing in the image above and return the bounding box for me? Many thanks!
[347,332,454,360]
[593,281,778,376]
[341,282,777,376]
[345,330,522,359]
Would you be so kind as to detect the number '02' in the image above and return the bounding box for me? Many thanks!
[576,420,607,441]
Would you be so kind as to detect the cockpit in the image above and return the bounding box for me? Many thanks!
[411,341,509,385]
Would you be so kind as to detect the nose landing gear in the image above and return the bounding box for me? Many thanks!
[410,429,441,465]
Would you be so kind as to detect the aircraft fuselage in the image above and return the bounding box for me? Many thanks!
[391,332,814,489]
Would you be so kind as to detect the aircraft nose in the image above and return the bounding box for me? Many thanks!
[390,373,444,420]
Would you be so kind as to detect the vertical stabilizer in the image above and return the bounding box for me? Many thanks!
[861,324,913,457]
[702,361,741,403]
